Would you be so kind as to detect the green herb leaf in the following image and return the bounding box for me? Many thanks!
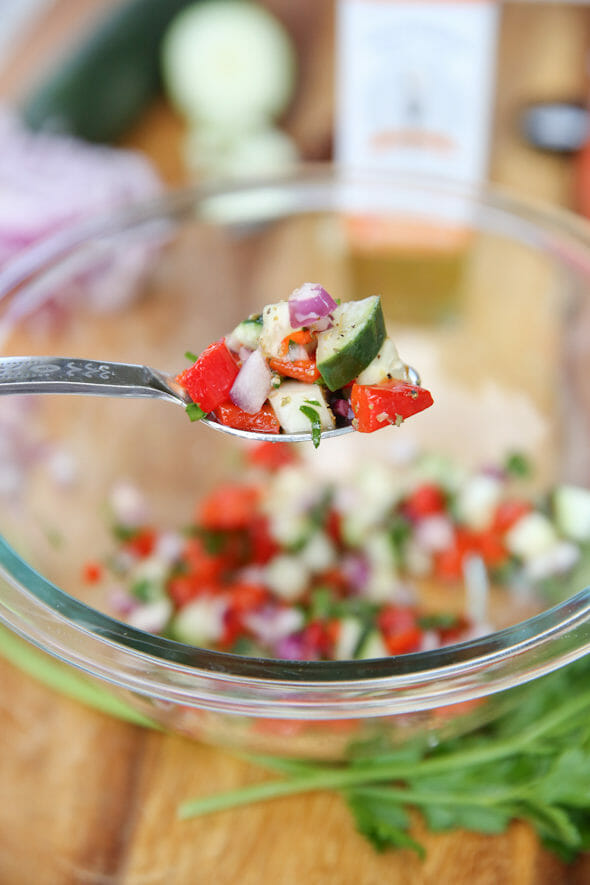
[184,350,198,362]
[504,451,532,478]
[186,402,206,422]
[299,404,322,448]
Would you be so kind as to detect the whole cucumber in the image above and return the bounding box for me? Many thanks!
[21,0,199,143]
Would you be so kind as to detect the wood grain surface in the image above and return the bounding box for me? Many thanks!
[2,2,590,883]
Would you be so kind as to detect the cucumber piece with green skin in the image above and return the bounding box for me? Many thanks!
[227,314,263,351]
[316,296,386,391]
[22,0,196,143]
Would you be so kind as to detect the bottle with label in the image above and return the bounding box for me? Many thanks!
[335,0,499,323]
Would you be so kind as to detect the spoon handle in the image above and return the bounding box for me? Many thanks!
[0,357,184,404]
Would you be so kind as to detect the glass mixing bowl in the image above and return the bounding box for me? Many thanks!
[1,167,590,760]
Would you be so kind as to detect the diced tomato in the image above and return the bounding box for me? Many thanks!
[227,581,269,613]
[279,328,316,356]
[183,537,227,582]
[350,380,434,433]
[248,515,279,564]
[124,528,156,558]
[434,524,507,581]
[167,574,206,608]
[176,339,239,413]
[248,441,298,471]
[268,357,320,383]
[438,614,470,645]
[403,483,446,520]
[82,561,103,584]
[303,619,340,658]
[476,529,507,568]
[213,401,281,434]
[316,567,348,593]
[433,527,475,582]
[198,484,260,531]
[378,606,422,655]
[492,499,532,534]
[326,509,343,545]
[219,608,243,649]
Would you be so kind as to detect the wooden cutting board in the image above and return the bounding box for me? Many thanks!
[2,2,590,883]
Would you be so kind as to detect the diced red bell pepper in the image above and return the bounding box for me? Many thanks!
[268,357,321,383]
[378,605,422,655]
[279,328,316,356]
[213,401,281,434]
[476,529,507,568]
[167,574,206,608]
[183,537,227,582]
[433,527,476,582]
[82,561,103,584]
[248,441,298,471]
[350,380,434,433]
[176,339,239,413]
[492,499,532,534]
[226,581,269,613]
[123,528,156,558]
[248,515,280,564]
[198,484,260,531]
[403,483,446,520]
[303,619,340,658]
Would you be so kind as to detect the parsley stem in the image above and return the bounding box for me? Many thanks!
[349,785,521,807]
[179,689,590,820]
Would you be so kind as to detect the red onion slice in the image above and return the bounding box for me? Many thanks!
[288,282,337,328]
[230,348,272,414]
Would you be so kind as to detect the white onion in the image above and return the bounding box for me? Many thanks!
[230,348,272,414]
[288,282,337,328]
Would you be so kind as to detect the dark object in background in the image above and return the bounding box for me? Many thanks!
[520,101,590,154]
[21,0,198,143]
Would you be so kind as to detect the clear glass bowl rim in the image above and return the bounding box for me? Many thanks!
[1,165,590,716]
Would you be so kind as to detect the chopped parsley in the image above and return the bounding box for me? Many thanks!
[186,402,206,422]
[299,404,322,449]
[184,351,198,362]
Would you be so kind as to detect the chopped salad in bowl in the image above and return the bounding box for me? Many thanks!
[85,444,590,665]
[175,283,433,444]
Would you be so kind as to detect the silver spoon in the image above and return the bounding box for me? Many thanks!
[0,356,420,444]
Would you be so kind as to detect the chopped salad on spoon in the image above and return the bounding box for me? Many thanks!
[176,283,434,445]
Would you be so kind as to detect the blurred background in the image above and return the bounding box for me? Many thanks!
[2,3,590,884]
[0,0,589,221]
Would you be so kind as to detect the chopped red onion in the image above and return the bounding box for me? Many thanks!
[414,515,455,553]
[288,282,337,328]
[0,108,162,334]
[331,398,354,420]
[230,348,272,414]
[243,606,304,645]
[341,553,370,591]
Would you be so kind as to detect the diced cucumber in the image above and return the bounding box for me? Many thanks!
[226,314,263,352]
[161,0,297,129]
[554,484,590,541]
[259,301,294,358]
[171,598,227,645]
[264,553,310,600]
[316,296,386,391]
[355,338,407,386]
[505,512,558,561]
[355,629,389,659]
[268,381,335,434]
[334,617,364,660]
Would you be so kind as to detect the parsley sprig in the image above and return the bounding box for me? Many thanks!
[3,621,590,861]
[178,656,590,861]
